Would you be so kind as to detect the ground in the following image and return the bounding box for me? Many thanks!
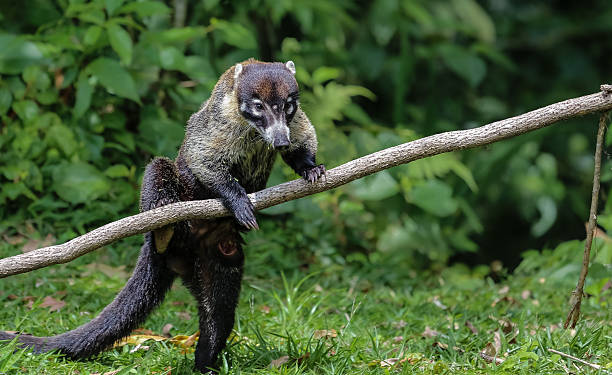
[0,233,610,374]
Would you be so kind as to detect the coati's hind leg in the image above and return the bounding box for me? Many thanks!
[182,220,245,373]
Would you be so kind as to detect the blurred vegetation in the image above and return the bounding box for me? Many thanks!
[0,0,611,280]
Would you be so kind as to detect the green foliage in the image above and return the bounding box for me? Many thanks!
[1,0,611,269]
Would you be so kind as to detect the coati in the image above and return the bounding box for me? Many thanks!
[0,59,325,373]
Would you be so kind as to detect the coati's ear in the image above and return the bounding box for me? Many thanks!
[233,63,243,89]
[285,61,296,75]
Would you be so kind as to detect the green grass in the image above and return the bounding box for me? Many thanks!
[0,233,611,374]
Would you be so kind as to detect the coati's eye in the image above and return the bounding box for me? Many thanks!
[253,102,264,111]
[285,103,294,115]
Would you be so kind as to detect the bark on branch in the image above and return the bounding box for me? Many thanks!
[1,86,612,278]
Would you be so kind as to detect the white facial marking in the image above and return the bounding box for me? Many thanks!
[240,102,247,112]
[272,104,278,110]
[287,97,293,102]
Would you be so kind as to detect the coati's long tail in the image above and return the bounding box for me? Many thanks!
[0,235,176,358]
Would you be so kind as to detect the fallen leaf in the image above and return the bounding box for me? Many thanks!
[313,329,337,339]
[39,296,66,312]
[259,305,270,314]
[170,331,199,353]
[176,311,191,320]
[3,234,26,245]
[297,352,310,364]
[481,342,497,358]
[521,290,531,300]
[498,285,510,295]
[380,357,406,367]
[171,301,184,306]
[162,323,173,337]
[392,320,407,329]
[488,316,514,334]
[422,326,440,338]
[133,328,155,335]
[269,355,290,368]
[465,320,478,335]
[114,334,166,347]
[393,336,404,343]
[7,294,19,300]
[491,295,517,307]
[431,296,447,310]
[493,331,502,353]
[433,341,449,350]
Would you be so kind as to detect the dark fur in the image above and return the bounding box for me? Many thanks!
[0,60,323,373]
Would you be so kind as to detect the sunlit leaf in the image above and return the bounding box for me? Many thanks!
[210,18,257,50]
[74,72,93,119]
[107,23,133,64]
[438,44,486,87]
[409,180,458,217]
[52,162,111,204]
[86,57,140,103]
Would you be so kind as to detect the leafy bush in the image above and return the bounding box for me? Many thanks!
[1,0,611,270]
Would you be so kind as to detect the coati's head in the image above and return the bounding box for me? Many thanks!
[234,60,299,149]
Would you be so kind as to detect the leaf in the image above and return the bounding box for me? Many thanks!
[12,100,39,123]
[451,0,495,43]
[52,162,111,204]
[74,73,93,119]
[0,86,12,115]
[83,25,103,46]
[105,0,125,16]
[159,46,185,70]
[39,296,65,312]
[269,356,290,368]
[118,1,170,18]
[409,180,458,217]
[350,171,399,201]
[107,23,133,64]
[312,66,341,85]
[0,35,44,74]
[46,124,78,157]
[210,18,257,49]
[438,44,486,87]
[313,329,337,339]
[87,57,140,103]
[104,164,130,178]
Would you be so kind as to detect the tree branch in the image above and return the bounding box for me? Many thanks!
[563,110,609,328]
[1,86,612,278]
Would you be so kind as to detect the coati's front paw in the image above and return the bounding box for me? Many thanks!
[230,198,259,230]
[302,164,326,183]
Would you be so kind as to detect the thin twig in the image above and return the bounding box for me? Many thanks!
[548,348,611,374]
[1,88,612,278]
[564,110,610,329]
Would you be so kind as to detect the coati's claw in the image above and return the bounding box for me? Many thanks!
[231,199,259,230]
[302,164,326,183]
